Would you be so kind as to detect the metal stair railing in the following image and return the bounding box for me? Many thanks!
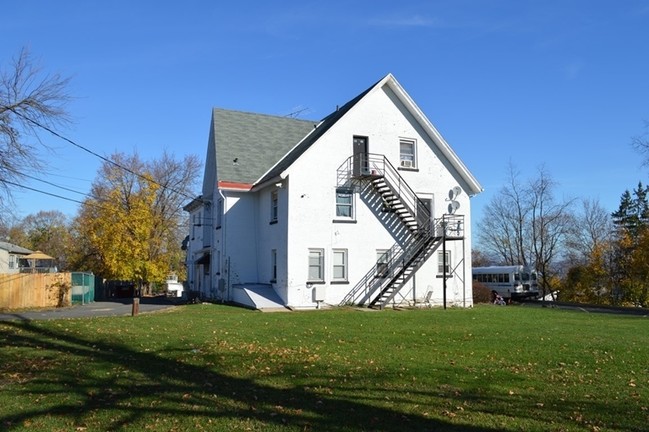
[338,238,405,306]
[336,153,465,308]
[367,218,443,308]
[339,214,464,307]
[339,217,441,307]
[336,153,430,230]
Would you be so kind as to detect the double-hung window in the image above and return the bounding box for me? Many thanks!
[270,190,278,223]
[376,249,390,278]
[332,249,348,282]
[335,188,354,219]
[438,250,451,274]
[308,248,324,282]
[399,138,416,169]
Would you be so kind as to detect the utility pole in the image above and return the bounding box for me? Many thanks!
[442,218,447,310]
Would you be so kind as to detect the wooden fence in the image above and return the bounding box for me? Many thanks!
[0,273,72,310]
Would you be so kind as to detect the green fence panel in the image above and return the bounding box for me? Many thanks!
[71,272,95,304]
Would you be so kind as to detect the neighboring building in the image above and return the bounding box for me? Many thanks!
[184,74,482,309]
[0,241,32,274]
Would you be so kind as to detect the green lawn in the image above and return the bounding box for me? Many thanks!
[0,304,647,431]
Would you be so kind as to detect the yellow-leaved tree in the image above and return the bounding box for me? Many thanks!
[625,226,649,307]
[70,152,201,294]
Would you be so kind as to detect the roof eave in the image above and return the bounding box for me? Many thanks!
[218,181,254,192]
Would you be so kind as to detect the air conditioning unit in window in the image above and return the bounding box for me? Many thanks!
[400,160,413,168]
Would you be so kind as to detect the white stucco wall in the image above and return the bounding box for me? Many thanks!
[208,80,477,309]
[255,184,290,303]
[280,84,473,308]
[222,192,258,288]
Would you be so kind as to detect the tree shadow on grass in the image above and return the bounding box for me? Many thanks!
[0,320,502,432]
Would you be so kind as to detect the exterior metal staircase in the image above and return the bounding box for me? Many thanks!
[336,154,464,308]
[370,176,419,232]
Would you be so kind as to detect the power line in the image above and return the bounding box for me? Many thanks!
[5,179,190,228]
[5,167,88,196]
[3,179,87,205]
[1,105,196,201]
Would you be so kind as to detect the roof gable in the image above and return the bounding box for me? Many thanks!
[256,74,482,195]
[211,74,482,196]
[380,75,483,195]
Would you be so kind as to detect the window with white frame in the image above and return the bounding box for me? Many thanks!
[376,249,390,278]
[332,249,348,282]
[308,248,324,282]
[438,250,451,274]
[335,188,354,219]
[399,138,416,168]
[271,249,277,282]
[8,254,16,269]
[270,190,278,223]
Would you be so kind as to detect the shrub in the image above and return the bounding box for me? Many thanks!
[472,282,491,304]
[48,280,71,307]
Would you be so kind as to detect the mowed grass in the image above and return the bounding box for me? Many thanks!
[0,304,647,432]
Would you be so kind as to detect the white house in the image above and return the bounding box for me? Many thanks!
[184,74,482,310]
[0,241,32,274]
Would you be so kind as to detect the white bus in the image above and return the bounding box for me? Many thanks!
[472,265,539,300]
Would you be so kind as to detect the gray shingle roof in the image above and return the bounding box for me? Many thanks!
[0,241,32,255]
[213,109,317,185]
[256,78,378,185]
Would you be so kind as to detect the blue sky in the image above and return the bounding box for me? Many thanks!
[3,1,649,240]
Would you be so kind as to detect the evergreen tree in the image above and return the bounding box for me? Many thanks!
[632,182,649,226]
[612,183,649,236]
[611,181,649,306]
[612,190,636,232]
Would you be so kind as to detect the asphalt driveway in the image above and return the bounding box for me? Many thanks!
[0,296,179,321]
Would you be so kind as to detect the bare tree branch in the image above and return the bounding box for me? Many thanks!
[0,48,71,216]
[631,120,649,167]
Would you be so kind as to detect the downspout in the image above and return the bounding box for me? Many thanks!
[254,188,260,283]
[219,189,228,301]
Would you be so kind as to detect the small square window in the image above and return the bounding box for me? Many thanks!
[400,139,416,168]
